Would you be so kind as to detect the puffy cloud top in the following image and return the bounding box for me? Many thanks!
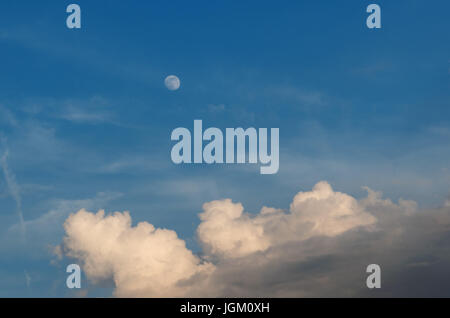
[198,181,376,258]
[289,181,376,237]
[63,209,213,297]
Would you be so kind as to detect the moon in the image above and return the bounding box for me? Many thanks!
[164,75,181,91]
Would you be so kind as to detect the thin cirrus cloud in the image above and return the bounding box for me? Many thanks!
[58,181,450,297]
[22,96,117,125]
[0,138,25,240]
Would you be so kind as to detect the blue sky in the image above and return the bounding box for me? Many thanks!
[0,0,449,297]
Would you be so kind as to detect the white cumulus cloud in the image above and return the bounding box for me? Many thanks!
[198,181,376,258]
[63,209,214,297]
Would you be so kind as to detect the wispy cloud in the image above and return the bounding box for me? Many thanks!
[19,96,118,125]
[24,270,31,290]
[0,138,25,240]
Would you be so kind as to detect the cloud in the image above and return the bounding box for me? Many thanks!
[58,107,112,124]
[24,270,31,290]
[198,181,376,259]
[59,181,450,297]
[20,96,117,125]
[204,191,450,297]
[0,139,25,239]
[62,209,214,297]
[62,182,412,297]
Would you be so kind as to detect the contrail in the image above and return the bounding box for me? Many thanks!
[0,138,26,240]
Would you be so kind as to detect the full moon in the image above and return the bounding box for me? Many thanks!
[164,75,181,91]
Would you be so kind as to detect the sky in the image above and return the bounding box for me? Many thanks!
[0,0,449,297]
